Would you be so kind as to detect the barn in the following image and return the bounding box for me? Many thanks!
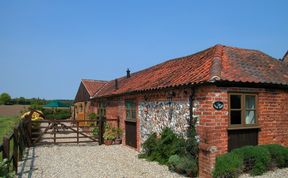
[74,79,107,125]
[75,44,288,177]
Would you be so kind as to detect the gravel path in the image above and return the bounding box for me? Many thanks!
[18,144,184,178]
[239,168,288,178]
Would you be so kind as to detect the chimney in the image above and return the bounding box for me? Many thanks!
[126,68,131,78]
[114,79,118,90]
[282,50,288,63]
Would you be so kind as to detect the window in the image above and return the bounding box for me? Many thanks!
[97,102,106,117]
[229,93,257,127]
[125,100,136,121]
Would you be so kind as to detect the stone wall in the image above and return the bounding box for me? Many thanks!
[138,100,190,144]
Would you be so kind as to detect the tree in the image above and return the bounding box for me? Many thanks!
[18,97,26,105]
[0,93,12,105]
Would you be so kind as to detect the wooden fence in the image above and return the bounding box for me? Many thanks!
[0,121,28,174]
[30,117,106,145]
[0,115,107,176]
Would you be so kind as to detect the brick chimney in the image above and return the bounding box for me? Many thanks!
[127,68,131,78]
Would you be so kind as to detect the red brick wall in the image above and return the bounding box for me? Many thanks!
[194,85,288,178]
[91,85,288,178]
[193,85,228,178]
[258,89,288,146]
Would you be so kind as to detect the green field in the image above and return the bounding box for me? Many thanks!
[0,116,19,142]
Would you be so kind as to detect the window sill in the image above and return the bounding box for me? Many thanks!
[227,126,260,131]
[125,120,136,123]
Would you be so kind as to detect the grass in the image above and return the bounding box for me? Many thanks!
[0,116,19,161]
[0,116,19,143]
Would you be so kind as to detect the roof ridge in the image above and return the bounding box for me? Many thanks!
[82,79,108,83]
[209,44,224,82]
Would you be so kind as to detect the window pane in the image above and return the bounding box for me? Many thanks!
[246,96,255,109]
[245,111,255,124]
[125,101,131,108]
[231,111,242,125]
[230,95,241,109]
[132,110,136,120]
[126,110,130,120]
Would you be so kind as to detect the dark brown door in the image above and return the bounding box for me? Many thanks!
[228,129,259,152]
[125,121,137,148]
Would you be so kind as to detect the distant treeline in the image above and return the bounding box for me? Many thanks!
[0,92,73,106]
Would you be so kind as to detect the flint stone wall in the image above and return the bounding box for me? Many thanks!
[138,100,190,144]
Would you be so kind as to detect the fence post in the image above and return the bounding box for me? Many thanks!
[77,121,79,144]
[2,136,9,160]
[98,116,105,145]
[27,118,32,147]
[53,120,56,144]
[13,128,19,173]
[2,136,10,173]
[18,120,25,161]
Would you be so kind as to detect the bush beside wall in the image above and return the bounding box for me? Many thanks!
[139,128,198,177]
[213,144,288,178]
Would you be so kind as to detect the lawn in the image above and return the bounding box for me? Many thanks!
[0,116,20,142]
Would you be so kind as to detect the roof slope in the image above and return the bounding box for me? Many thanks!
[74,79,108,102]
[81,79,108,97]
[221,47,288,84]
[93,44,288,98]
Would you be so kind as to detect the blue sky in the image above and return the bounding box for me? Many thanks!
[0,1,287,99]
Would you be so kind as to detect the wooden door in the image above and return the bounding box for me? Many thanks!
[125,100,137,148]
[125,121,137,148]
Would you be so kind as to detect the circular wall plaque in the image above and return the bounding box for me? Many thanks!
[213,101,224,110]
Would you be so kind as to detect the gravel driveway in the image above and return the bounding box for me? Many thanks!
[18,144,184,178]
[239,168,288,178]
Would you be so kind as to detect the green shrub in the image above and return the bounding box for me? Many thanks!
[139,128,186,164]
[88,113,97,120]
[213,152,243,178]
[175,156,198,177]
[92,127,99,137]
[186,116,199,159]
[156,128,186,164]
[168,154,181,171]
[0,159,15,178]
[232,146,270,176]
[44,109,71,120]
[140,133,159,158]
[139,127,198,176]
[213,144,288,178]
[259,144,288,168]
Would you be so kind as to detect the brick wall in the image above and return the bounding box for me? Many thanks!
[258,89,288,146]
[194,85,288,178]
[193,85,228,178]
[91,85,288,178]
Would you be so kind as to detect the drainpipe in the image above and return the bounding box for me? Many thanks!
[189,87,196,125]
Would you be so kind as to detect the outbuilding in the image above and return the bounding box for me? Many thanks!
[76,44,288,177]
[74,79,107,125]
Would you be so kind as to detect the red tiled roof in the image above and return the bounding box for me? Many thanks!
[93,44,288,98]
[81,79,108,97]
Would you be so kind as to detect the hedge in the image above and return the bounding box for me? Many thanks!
[139,128,198,177]
[213,144,288,178]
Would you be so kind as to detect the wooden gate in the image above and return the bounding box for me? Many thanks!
[30,117,105,145]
